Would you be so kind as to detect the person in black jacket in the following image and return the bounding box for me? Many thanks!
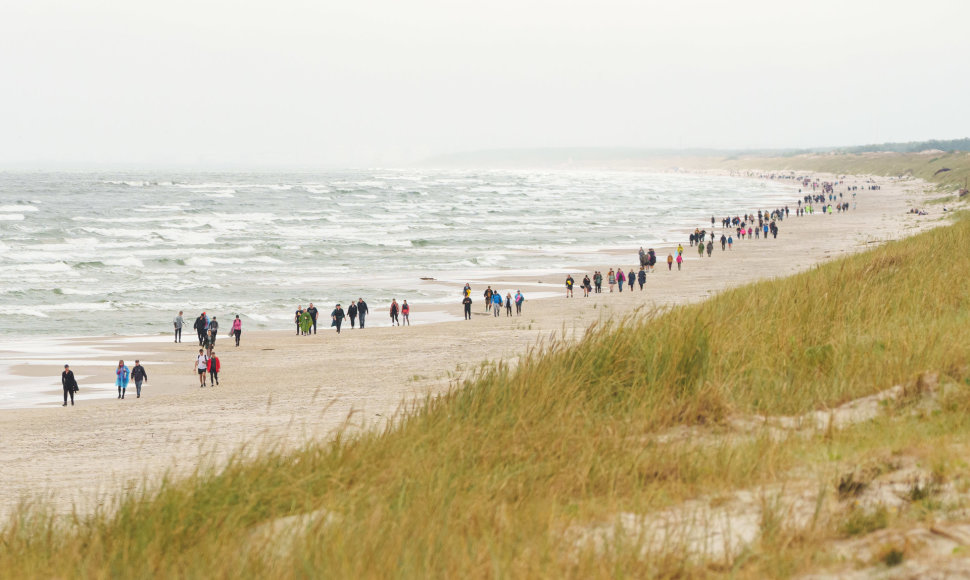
[307,303,319,334]
[331,303,345,334]
[357,298,368,328]
[348,301,358,328]
[61,364,78,406]
[131,360,148,398]
[193,314,206,346]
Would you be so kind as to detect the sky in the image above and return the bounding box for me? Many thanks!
[1,0,968,168]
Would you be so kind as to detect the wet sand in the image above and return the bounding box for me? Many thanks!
[0,172,945,519]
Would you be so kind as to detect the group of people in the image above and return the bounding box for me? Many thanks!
[60,174,867,406]
[294,298,374,334]
[291,298,412,332]
[59,359,150,405]
[173,311,242,348]
[465,285,524,318]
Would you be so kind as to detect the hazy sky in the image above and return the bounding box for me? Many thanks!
[2,0,968,168]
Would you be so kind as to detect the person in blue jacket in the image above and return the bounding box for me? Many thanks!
[115,359,130,399]
[492,291,503,317]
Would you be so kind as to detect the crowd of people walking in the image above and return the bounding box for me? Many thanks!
[59,173,862,406]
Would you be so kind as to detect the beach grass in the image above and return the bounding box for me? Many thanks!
[671,150,970,193]
[3,213,970,577]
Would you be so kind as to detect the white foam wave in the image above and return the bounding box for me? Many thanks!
[0,214,25,221]
[15,262,74,273]
[0,205,38,212]
[104,257,145,268]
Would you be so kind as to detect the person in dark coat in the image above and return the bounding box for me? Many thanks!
[348,301,358,328]
[331,304,345,334]
[357,298,368,328]
[306,303,319,334]
[131,360,148,398]
[194,314,206,346]
[61,364,78,406]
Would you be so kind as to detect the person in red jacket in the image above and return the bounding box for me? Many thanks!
[207,352,221,386]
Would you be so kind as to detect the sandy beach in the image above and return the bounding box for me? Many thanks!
[0,171,944,519]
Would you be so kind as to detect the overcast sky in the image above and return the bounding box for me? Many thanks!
[2,0,968,168]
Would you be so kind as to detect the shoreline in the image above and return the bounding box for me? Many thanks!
[1,169,940,410]
[0,170,945,519]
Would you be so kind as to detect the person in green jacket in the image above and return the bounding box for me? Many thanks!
[299,310,313,335]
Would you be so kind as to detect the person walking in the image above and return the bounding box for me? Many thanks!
[389,299,400,326]
[483,286,493,312]
[331,303,345,333]
[131,360,148,398]
[307,303,319,334]
[504,293,512,316]
[208,352,221,386]
[617,268,625,292]
[638,267,646,289]
[492,291,502,316]
[195,349,209,387]
[462,294,473,319]
[194,313,206,346]
[515,290,524,314]
[607,269,616,292]
[173,311,184,343]
[348,300,358,328]
[676,253,683,270]
[294,305,304,335]
[61,364,78,406]
[401,300,411,325]
[230,315,242,346]
[628,269,635,291]
[299,310,312,336]
[115,360,130,399]
[208,316,219,346]
[357,298,368,328]
[566,275,575,297]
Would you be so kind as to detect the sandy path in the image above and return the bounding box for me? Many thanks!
[0,172,943,519]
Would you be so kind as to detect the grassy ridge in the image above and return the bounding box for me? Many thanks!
[4,217,970,577]
[666,151,970,192]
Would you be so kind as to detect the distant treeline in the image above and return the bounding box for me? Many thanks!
[830,138,970,154]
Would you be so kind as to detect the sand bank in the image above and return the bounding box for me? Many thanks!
[0,172,944,519]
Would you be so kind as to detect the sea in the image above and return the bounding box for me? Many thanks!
[0,169,793,338]
[0,169,796,407]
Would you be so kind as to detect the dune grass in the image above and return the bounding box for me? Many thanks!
[4,215,970,578]
[666,150,970,193]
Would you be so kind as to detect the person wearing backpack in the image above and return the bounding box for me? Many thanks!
[195,349,209,387]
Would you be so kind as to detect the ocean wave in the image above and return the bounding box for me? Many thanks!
[16,262,74,273]
[0,205,38,213]
[104,257,145,268]
[0,214,25,221]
